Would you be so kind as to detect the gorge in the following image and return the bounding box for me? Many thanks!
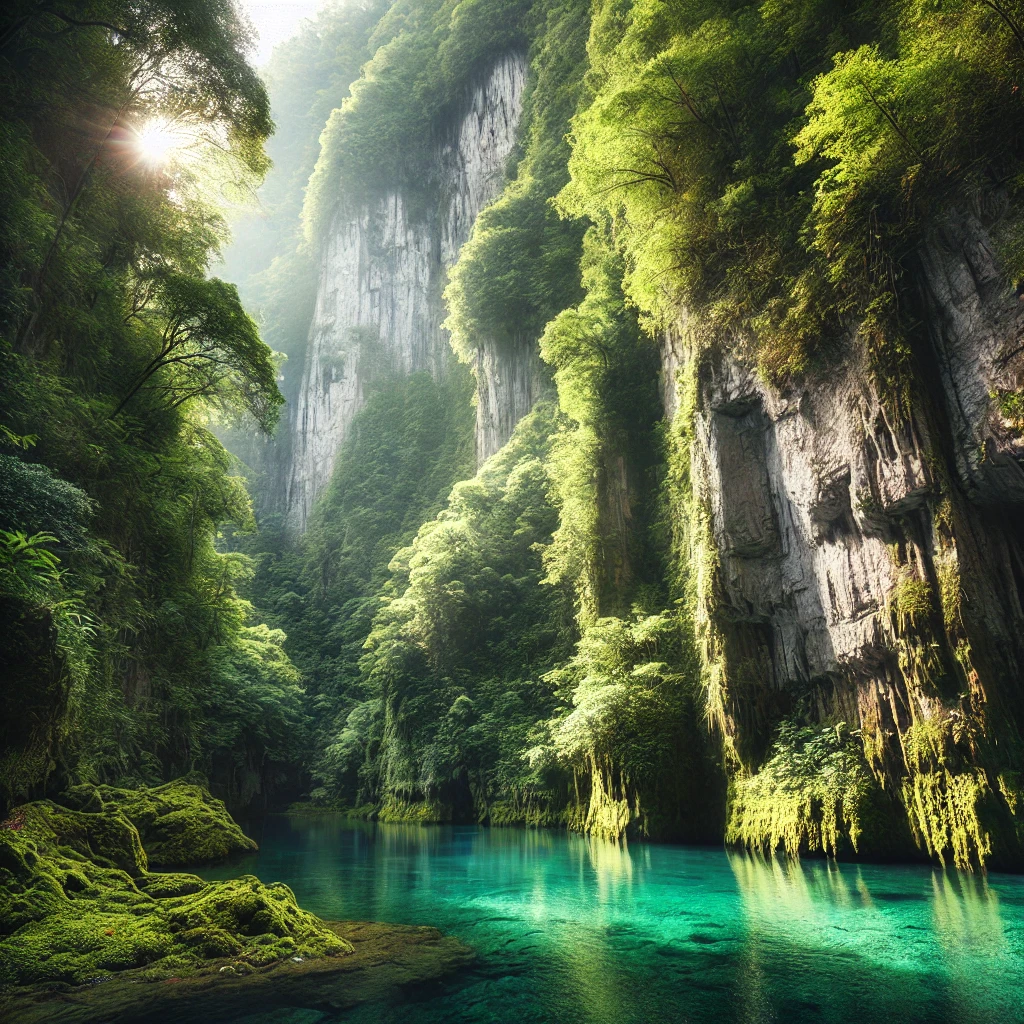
[221,0,1024,872]
[2,0,1024,1018]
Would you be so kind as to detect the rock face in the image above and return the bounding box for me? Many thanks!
[666,210,1024,868]
[285,53,528,530]
[473,335,547,464]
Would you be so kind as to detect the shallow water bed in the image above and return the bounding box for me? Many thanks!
[197,816,1024,1024]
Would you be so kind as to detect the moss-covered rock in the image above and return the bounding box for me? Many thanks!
[726,722,918,861]
[0,800,351,988]
[1,922,475,1024]
[62,778,258,867]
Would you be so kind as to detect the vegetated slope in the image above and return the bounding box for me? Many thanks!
[228,0,723,843]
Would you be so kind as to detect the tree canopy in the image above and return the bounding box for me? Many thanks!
[0,0,296,812]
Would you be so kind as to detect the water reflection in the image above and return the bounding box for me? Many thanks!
[728,851,1023,1024]
[200,818,1024,1024]
[931,869,1005,951]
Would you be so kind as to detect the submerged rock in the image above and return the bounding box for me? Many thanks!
[0,921,474,1024]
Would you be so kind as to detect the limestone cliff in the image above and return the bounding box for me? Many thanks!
[664,210,1024,868]
[472,335,547,464]
[284,54,528,530]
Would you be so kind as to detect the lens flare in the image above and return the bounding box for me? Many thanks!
[135,119,184,165]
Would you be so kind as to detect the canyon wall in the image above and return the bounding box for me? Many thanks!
[472,335,548,464]
[665,210,1024,866]
[285,53,528,530]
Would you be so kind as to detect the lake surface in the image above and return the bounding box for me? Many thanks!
[199,816,1024,1024]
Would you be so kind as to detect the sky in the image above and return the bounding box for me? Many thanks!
[240,0,327,65]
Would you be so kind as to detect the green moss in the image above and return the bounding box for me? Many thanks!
[376,796,452,824]
[0,799,350,988]
[135,872,207,898]
[897,718,1024,871]
[992,387,1024,436]
[934,556,962,635]
[887,574,934,634]
[900,767,994,872]
[62,778,258,867]
[727,724,878,859]
[486,797,569,829]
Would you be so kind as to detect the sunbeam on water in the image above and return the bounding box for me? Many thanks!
[198,816,1024,1024]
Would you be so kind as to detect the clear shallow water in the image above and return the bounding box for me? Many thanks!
[199,816,1024,1024]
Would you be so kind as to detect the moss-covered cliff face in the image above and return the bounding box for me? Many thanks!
[215,0,1024,869]
[666,213,1024,871]
[563,0,1024,868]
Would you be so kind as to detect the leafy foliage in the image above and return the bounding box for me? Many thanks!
[534,610,719,838]
[113,273,281,430]
[311,402,574,812]
[727,722,878,858]
[0,457,92,548]
[540,230,663,623]
[0,0,299,813]
[558,0,1024,393]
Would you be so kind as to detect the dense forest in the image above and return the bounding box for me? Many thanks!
[4,0,1024,893]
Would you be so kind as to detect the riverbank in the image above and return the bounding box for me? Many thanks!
[1,920,473,1024]
[0,783,474,1023]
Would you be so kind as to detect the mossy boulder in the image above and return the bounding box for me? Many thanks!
[62,778,258,867]
[0,800,351,988]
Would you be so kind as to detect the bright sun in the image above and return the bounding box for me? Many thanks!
[136,120,184,165]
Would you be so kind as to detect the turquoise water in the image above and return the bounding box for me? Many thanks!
[200,816,1024,1024]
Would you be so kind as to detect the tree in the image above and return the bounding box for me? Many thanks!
[113,274,282,430]
[0,0,289,809]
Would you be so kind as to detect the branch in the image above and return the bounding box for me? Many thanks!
[111,347,243,419]
[664,70,712,131]
[593,168,678,195]
[0,3,132,52]
[858,78,927,167]
[978,0,1024,57]
[48,12,130,37]
[710,76,741,151]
